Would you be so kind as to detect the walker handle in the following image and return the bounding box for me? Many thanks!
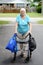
[17,33,31,39]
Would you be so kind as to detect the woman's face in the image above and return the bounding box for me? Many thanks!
[20,10,26,17]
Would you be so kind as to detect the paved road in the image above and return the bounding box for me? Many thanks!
[0,24,43,65]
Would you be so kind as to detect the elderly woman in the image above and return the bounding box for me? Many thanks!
[12,8,32,63]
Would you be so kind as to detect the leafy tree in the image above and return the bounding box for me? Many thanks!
[27,0,41,2]
[33,0,41,2]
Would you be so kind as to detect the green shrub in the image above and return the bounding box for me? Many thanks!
[36,6,41,13]
[36,2,41,13]
[30,3,35,7]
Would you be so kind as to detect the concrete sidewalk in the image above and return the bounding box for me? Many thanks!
[0,17,43,24]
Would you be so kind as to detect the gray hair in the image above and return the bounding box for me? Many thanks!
[20,8,26,13]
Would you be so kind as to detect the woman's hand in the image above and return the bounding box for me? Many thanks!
[17,33,24,39]
[22,31,31,38]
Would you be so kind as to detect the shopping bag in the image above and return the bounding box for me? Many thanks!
[5,33,18,52]
[29,33,37,52]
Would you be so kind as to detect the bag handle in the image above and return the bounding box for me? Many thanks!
[24,33,31,39]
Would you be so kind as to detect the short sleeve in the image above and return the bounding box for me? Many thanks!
[27,16,31,23]
[16,15,19,23]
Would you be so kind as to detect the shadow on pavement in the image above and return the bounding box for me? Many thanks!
[2,55,32,64]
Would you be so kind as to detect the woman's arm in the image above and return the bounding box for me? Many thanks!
[23,22,32,38]
[28,22,32,33]
[15,22,24,39]
[14,22,18,33]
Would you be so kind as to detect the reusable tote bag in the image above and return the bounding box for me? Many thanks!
[5,33,18,52]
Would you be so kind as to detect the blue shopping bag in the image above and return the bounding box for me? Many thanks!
[5,33,18,52]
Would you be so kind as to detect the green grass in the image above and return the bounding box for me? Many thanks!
[0,21,9,24]
[37,20,43,24]
[0,13,18,17]
[27,12,43,17]
[0,12,43,17]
